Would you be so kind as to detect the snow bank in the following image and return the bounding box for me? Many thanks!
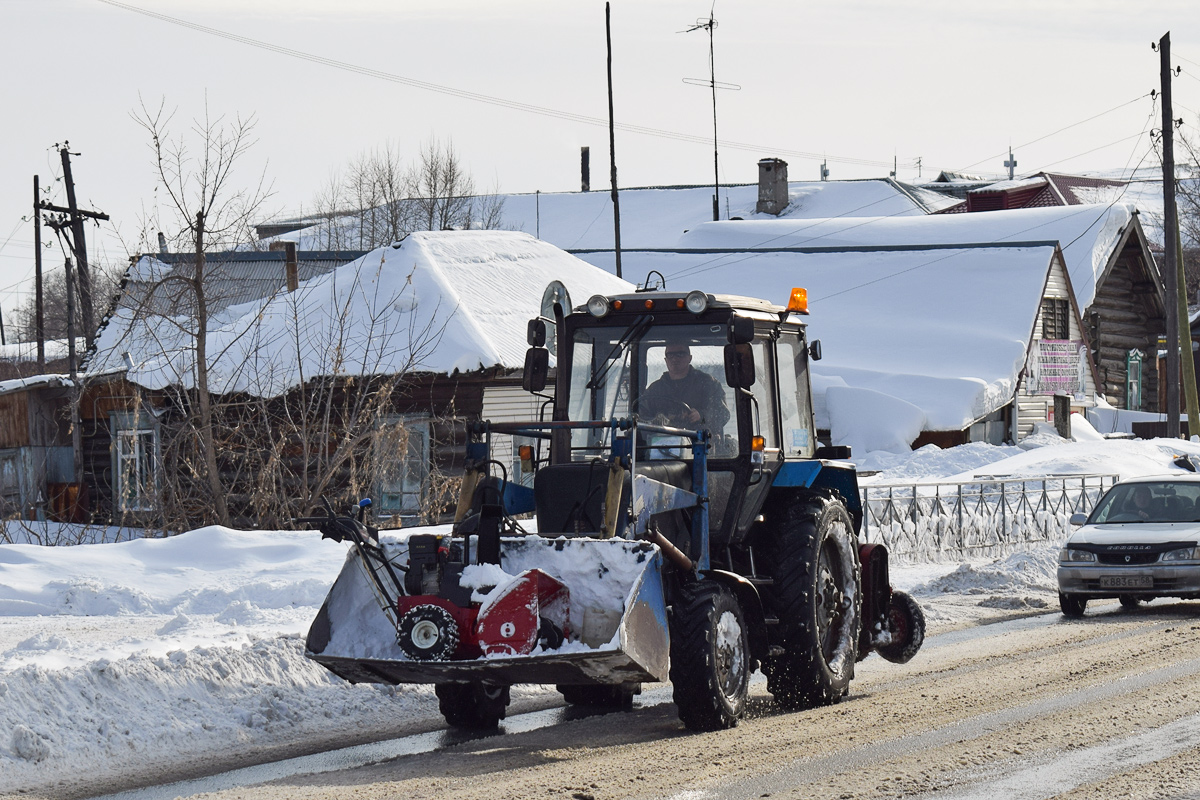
[4,437,1200,797]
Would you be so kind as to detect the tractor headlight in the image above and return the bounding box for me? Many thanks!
[1161,546,1200,562]
[587,295,611,318]
[1059,548,1096,563]
[684,290,709,314]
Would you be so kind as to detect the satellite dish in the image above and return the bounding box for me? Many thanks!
[540,281,572,352]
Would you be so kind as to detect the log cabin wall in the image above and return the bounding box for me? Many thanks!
[77,372,492,529]
[1087,233,1163,411]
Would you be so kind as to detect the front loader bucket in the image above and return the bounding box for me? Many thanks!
[305,535,670,686]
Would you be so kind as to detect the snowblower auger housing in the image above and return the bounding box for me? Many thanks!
[304,287,925,732]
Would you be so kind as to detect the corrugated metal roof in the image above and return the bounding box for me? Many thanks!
[119,250,367,316]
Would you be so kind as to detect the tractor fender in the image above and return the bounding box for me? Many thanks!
[699,568,769,664]
[771,460,862,534]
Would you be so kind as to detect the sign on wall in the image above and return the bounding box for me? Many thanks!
[1029,340,1088,398]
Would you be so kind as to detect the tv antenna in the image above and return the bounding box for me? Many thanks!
[683,5,739,221]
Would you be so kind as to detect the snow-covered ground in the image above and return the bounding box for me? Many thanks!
[6,435,1200,797]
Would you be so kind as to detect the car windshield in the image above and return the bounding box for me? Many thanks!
[1089,481,1200,523]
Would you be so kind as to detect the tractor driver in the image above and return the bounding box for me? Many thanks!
[639,342,730,432]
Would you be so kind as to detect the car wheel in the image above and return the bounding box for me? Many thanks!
[1118,594,1143,609]
[1059,592,1087,618]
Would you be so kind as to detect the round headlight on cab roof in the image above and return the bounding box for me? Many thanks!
[587,295,611,318]
[684,290,709,314]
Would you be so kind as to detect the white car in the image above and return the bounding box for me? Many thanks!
[1057,474,1200,617]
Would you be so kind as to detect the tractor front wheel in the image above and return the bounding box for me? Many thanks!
[435,681,510,730]
[763,492,861,710]
[669,581,750,731]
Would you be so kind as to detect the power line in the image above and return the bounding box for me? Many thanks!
[95,0,910,171]
[669,97,1163,299]
[955,94,1152,172]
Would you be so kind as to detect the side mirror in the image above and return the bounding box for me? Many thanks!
[527,318,547,347]
[1069,512,1088,526]
[724,343,755,389]
[808,339,823,361]
[523,347,550,393]
[727,314,755,345]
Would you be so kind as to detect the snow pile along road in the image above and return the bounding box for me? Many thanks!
[4,436,1200,797]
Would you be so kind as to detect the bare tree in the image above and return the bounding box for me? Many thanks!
[304,136,506,250]
[129,98,272,528]
[10,260,122,342]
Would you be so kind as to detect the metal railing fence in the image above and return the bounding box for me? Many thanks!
[860,474,1118,563]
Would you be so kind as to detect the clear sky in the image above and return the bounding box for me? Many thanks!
[1,0,1197,335]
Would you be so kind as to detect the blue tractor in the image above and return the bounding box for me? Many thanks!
[304,287,924,732]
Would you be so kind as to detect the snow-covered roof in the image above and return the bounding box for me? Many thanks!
[0,373,72,396]
[0,339,83,363]
[263,179,960,253]
[664,202,1139,308]
[90,231,632,397]
[968,176,1048,194]
[576,242,1063,435]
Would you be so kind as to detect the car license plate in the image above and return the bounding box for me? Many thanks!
[1100,575,1153,589]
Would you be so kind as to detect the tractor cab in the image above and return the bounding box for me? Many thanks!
[527,288,824,550]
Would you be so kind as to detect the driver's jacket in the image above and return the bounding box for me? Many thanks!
[639,368,730,432]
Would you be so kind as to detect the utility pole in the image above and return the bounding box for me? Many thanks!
[606,2,622,279]
[1159,32,1181,437]
[38,144,109,349]
[65,257,81,487]
[33,175,44,370]
[1004,148,1018,180]
[684,12,739,222]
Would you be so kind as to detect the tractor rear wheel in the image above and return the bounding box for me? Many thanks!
[762,492,861,710]
[669,581,749,731]
[435,681,510,730]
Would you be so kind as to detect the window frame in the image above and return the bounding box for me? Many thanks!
[110,412,160,513]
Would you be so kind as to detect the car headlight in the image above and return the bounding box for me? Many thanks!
[1059,548,1097,563]
[1161,546,1200,562]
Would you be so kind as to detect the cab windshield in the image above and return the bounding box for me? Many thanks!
[565,321,737,459]
[1089,481,1200,524]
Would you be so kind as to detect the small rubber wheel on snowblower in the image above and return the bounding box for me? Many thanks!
[1059,592,1087,618]
[557,683,639,709]
[396,604,459,661]
[435,681,511,730]
[876,590,926,664]
[669,581,750,731]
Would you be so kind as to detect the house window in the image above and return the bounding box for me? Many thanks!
[1041,298,1070,340]
[375,416,431,519]
[0,451,20,511]
[112,414,158,512]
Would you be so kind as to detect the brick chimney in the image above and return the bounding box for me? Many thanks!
[270,240,299,292]
[756,158,789,215]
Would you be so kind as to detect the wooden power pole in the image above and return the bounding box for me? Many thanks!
[1160,32,1182,437]
[33,175,44,370]
[606,2,622,280]
[38,144,109,350]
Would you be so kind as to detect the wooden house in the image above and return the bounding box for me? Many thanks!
[82,232,630,529]
[0,375,76,523]
[576,236,1097,450]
